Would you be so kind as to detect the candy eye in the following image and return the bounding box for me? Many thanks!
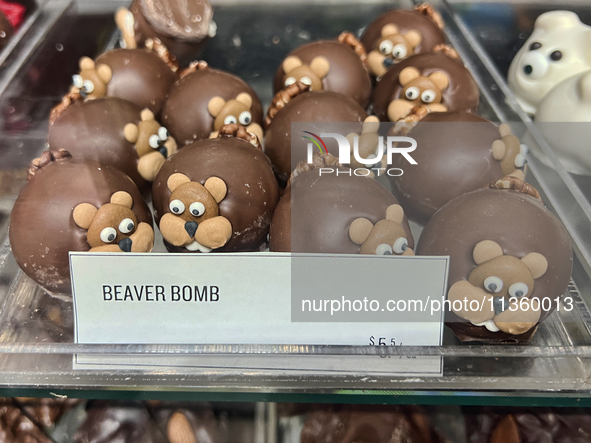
[118,218,135,234]
[404,86,420,100]
[284,76,296,87]
[72,75,83,89]
[169,199,185,214]
[379,40,393,55]
[514,153,527,168]
[100,227,117,243]
[189,202,205,217]
[393,237,409,254]
[508,282,529,298]
[484,276,503,293]
[375,244,393,255]
[149,134,160,149]
[550,50,563,61]
[224,115,237,125]
[239,111,252,125]
[158,126,168,141]
[529,42,542,51]
[392,44,408,59]
[421,89,436,103]
[83,80,95,93]
[300,76,312,86]
[520,143,529,155]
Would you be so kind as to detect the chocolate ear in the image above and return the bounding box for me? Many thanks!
[349,218,374,245]
[404,30,422,48]
[167,173,191,192]
[473,240,504,265]
[381,23,399,36]
[204,177,228,203]
[521,252,548,279]
[97,64,113,84]
[207,96,226,117]
[499,123,512,137]
[79,56,95,71]
[282,55,303,73]
[428,71,449,91]
[110,191,133,208]
[399,66,421,86]
[123,123,139,143]
[362,116,380,134]
[309,56,330,79]
[491,139,506,161]
[235,92,253,109]
[386,204,404,224]
[73,203,98,230]
[140,108,155,121]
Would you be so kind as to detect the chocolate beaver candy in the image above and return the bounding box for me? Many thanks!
[152,128,278,252]
[417,178,572,343]
[272,32,372,107]
[389,112,526,224]
[361,4,446,77]
[161,62,263,146]
[269,155,414,255]
[264,84,367,186]
[70,48,177,115]
[115,0,216,65]
[48,96,178,189]
[373,52,479,122]
[9,150,153,297]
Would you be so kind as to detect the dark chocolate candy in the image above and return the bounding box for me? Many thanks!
[416,183,572,343]
[9,151,152,297]
[120,0,215,65]
[95,48,177,115]
[0,10,14,51]
[273,39,372,108]
[161,65,263,145]
[47,96,149,193]
[152,135,278,252]
[389,111,505,225]
[372,52,479,122]
[269,159,414,254]
[264,90,367,186]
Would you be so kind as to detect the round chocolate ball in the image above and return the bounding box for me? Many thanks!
[269,164,414,254]
[95,48,177,115]
[9,151,152,297]
[389,111,505,225]
[373,52,479,122]
[417,183,572,343]
[273,40,372,108]
[0,10,14,51]
[152,136,279,252]
[47,97,149,193]
[121,0,215,65]
[161,66,263,145]
[264,90,367,186]
[361,8,446,77]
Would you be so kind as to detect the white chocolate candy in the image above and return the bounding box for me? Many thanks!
[508,11,591,115]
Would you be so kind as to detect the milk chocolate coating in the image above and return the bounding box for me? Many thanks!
[273,41,372,108]
[153,407,223,443]
[361,9,445,55]
[152,137,279,252]
[389,112,504,225]
[0,400,52,443]
[161,67,263,145]
[264,91,367,186]
[47,97,149,193]
[0,11,14,51]
[373,52,479,121]
[9,155,152,296]
[95,49,177,115]
[269,170,413,253]
[465,407,591,443]
[301,405,442,443]
[416,187,572,343]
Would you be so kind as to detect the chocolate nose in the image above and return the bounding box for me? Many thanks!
[119,237,132,252]
[383,58,394,68]
[523,65,533,75]
[185,221,198,238]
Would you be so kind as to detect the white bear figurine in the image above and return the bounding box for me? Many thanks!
[508,11,591,115]
[530,70,591,175]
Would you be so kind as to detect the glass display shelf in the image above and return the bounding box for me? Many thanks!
[0,0,591,405]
